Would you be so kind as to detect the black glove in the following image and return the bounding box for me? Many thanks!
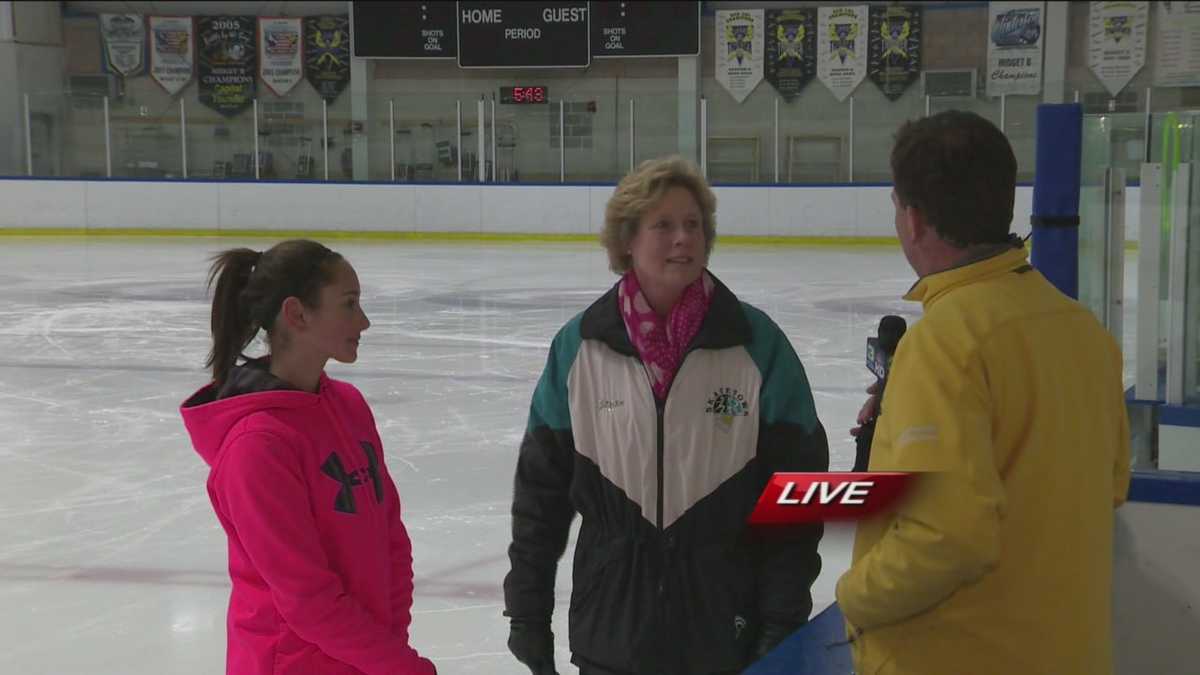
[752,621,795,659]
[507,620,558,675]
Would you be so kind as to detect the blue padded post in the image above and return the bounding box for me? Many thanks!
[1029,103,1083,299]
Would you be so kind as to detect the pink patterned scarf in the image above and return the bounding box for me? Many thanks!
[618,270,715,400]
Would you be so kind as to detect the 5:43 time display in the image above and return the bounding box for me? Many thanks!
[500,86,548,104]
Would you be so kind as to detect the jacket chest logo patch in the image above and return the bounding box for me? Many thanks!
[706,387,750,430]
[320,441,384,514]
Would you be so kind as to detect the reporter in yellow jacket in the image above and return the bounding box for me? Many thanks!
[836,111,1131,675]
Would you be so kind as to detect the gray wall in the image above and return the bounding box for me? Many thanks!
[1,1,66,176]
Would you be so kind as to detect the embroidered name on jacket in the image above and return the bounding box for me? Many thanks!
[320,441,384,514]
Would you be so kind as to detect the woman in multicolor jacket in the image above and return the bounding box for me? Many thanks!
[503,157,830,675]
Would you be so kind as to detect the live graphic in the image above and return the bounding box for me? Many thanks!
[748,473,915,524]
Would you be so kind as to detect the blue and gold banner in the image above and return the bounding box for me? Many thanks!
[817,5,868,102]
[304,15,351,102]
[1088,1,1147,97]
[715,9,765,103]
[868,5,921,101]
[766,9,817,102]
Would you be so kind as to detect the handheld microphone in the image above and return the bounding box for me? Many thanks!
[866,316,907,380]
[853,315,907,472]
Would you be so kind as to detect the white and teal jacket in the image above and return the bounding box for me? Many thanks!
[503,274,828,674]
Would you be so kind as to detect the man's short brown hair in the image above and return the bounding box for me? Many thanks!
[891,110,1017,248]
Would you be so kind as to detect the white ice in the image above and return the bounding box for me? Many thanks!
[0,239,1137,674]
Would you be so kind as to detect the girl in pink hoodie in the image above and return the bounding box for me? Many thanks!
[181,240,436,675]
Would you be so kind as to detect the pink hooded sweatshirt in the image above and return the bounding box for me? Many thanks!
[181,364,435,675]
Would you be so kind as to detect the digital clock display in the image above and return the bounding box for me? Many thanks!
[500,86,549,104]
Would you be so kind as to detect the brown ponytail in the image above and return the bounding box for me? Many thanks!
[206,248,262,386]
[204,240,342,387]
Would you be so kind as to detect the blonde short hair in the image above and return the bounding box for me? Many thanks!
[600,156,717,274]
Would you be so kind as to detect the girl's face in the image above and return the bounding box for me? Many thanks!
[301,259,371,364]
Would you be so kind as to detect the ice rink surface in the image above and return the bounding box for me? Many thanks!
[0,238,1137,674]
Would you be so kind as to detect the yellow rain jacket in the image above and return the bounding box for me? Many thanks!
[836,245,1131,675]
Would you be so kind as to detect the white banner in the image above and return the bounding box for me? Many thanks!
[149,17,194,95]
[715,10,764,103]
[1155,1,1200,88]
[259,17,304,97]
[100,14,145,77]
[987,1,1045,96]
[1088,2,1148,96]
[817,6,868,102]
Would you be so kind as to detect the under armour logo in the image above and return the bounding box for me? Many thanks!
[320,441,385,514]
[359,441,384,503]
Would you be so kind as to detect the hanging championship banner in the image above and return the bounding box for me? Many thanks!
[818,6,868,102]
[198,16,256,117]
[715,10,765,103]
[765,9,817,102]
[1154,1,1200,88]
[868,5,922,101]
[1088,2,1147,97]
[149,17,194,95]
[305,15,351,102]
[987,1,1045,96]
[100,14,145,77]
[259,17,303,97]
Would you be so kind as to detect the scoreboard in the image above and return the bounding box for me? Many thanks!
[352,1,700,64]
[351,2,457,58]
[457,1,590,69]
[592,1,699,58]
